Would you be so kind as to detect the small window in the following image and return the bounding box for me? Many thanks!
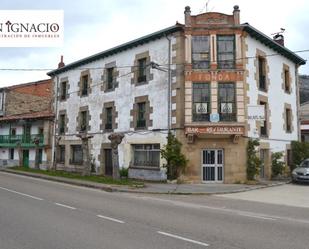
[284,69,290,92]
[9,148,14,160]
[81,75,89,96]
[107,68,114,90]
[138,58,147,83]
[192,83,210,122]
[80,111,88,132]
[217,35,235,69]
[258,57,266,91]
[60,81,67,100]
[136,102,146,128]
[59,114,65,134]
[105,107,113,130]
[192,36,210,69]
[218,83,236,122]
[132,144,160,168]
[260,101,267,136]
[58,145,65,163]
[71,145,83,165]
[286,108,292,133]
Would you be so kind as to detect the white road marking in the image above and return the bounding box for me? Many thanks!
[97,214,125,224]
[158,231,209,247]
[54,202,76,210]
[0,186,43,200]
[237,212,277,221]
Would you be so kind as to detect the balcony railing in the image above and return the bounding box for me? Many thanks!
[0,134,44,147]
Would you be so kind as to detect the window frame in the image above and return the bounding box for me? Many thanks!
[218,83,237,122]
[58,145,65,163]
[80,110,88,132]
[60,81,67,100]
[284,69,290,93]
[105,107,113,130]
[136,102,146,128]
[137,58,147,83]
[286,108,292,133]
[192,36,210,69]
[59,114,65,134]
[70,145,83,165]
[192,83,211,122]
[9,148,14,160]
[81,75,89,96]
[258,57,267,91]
[260,101,268,137]
[132,144,160,168]
[106,67,114,90]
[217,35,235,69]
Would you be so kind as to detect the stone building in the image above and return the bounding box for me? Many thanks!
[0,79,53,168]
[48,6,305,183]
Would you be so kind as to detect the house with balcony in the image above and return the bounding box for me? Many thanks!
[0,79,53,168]
[47,6,305,182]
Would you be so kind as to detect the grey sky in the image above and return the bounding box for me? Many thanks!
[0,0,308,86]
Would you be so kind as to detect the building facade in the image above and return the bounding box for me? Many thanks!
[48,6,305,183]
[0,80,53,168]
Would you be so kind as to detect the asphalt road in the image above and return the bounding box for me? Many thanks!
[0,172,308,249]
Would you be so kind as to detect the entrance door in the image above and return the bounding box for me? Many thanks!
[202,149,224,183]
[260,149,268,179]
[104,149,113,176]
[23,150,29,167]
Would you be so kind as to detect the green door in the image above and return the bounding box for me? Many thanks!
[23,150,29,167]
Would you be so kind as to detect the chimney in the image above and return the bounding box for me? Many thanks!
[58,55,65,69]
[233,5,240,25]
[273,34,284,46]
[184,6,191,27]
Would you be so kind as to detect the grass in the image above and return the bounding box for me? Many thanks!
[10,166,144,187]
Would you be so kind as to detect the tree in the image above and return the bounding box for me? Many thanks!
[246,139,261,180]
[271,152,285,178]
[160,132,188,180]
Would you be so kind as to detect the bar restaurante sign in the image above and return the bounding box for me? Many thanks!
[185,126,244,135]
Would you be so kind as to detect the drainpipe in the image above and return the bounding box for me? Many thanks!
[165,34,172,133]
[51,75,59,169]
[295,64,301,141]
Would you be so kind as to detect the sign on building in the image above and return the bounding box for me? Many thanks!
[247,105,265,121]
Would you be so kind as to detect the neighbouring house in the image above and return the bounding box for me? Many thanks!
[299,75,309,104]
[300,100,309,142]
[0,79,53,169]
[47,6,305,183]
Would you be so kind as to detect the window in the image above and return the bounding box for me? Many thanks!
[80,111,88,132]
[38,127,44,135]
[260,101,267,136]
[71,145,83,165]
[58,145,65,163]
[59,114,65,134]
[136,102,146,128]
[284,69,290,92]
[10,128,16,136]
[217,35,235,69]
[60,81,67,100]
[286,108,292,132]
[192,36,210,69]
[81,75,89,96]
[138,58,147,83]
[9,148,14,160]
[105,107,113,130]
[258,57,266,91]
[132,144,160,168]
[218,83,236,122]
[106,67,114,90]
[192,83,210,122]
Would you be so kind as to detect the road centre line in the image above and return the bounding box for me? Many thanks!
[0,186,43,200]
[97,214,125,224]
[54,202,77,210]
[157,231,209,247]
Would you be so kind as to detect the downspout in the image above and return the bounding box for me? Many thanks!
[165,34,172,133]
[51,75,59,169]
[295,64,301,141]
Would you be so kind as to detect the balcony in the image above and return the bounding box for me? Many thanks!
[0,134,44,148]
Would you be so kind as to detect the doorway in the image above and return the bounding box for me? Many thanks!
[104,149,113,176]
[23,150,29,167]
[202,149,224,183]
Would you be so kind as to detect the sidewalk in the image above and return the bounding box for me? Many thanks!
[0,168,289,195]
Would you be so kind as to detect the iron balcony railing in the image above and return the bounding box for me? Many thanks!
[0,134,44,147]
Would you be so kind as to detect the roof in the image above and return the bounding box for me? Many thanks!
[0,111,54,122]
[47,24,183,76]
[242,23,306,65]
[6,79,51,90]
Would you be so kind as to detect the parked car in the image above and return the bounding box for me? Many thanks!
[292,159,309,183]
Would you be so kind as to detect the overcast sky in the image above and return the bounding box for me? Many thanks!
[0,0,308,86]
